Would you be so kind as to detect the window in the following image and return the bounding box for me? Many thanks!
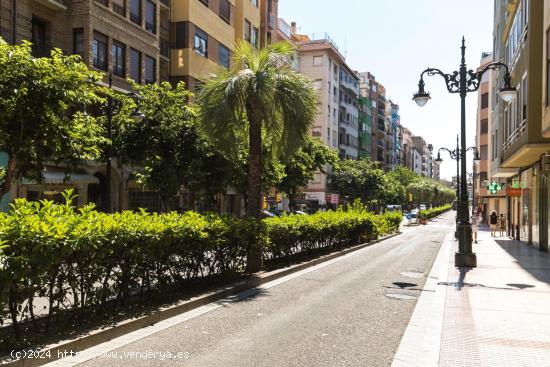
[73,28,84,57]
[95,0,108,6]
[251,0,258,6]
[92,32,108,70]
[144,55,155,84]
[174,22,186,49]
[219,44,230,68]
[111,41,125,77]
[480,118,488,134]
[130,0,141,25]
[244,19,251,42]
[480,145,488,160]
[481,93,489,109]
[129,48,141,83]
[113,0,125,16]
[194,28,208,57]
[252,27,259,48]
[219,0,230,23]
[313,55,323,66]
[145,0,156,33]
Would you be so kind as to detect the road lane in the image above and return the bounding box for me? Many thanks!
[77,212,455,367]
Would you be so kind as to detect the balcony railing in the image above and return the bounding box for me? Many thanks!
[32,43,52,58]
[33,0,66,10]
[113,2,125,16]
[503,120,526,151]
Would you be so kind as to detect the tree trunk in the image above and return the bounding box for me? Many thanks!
[288,190,296,212]
[245,111,263,273]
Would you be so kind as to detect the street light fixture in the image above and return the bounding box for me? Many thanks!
[101,72,144,213]
[413,37,516,268]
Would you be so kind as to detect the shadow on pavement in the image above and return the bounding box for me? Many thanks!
[494,238,550,285]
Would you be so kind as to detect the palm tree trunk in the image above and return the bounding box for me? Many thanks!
[245,112,263,273]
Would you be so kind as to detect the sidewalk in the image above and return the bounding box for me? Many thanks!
[392,226,550,367]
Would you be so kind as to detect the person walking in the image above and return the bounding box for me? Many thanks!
[471,213,479,243]
[490,211,498,236]
[498,214,506,237]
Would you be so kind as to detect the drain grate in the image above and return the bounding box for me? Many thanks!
[384,293,416,300]
[400,271,424,278]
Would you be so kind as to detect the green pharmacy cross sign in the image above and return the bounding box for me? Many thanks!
[487,181,502,195]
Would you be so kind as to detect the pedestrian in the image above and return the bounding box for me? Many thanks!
[498,214,506,237]
[471,213,479,243]
[490,211,498,236]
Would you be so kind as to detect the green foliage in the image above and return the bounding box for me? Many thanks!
[264,205,400,262]
[329,158,385,205]
[0,39,105,194]
[114,82,235,209]
[276,137,339,208]
[420,204,452,220]
[196,41,319,224]
[0,167,5,186]
[0,193,400,340]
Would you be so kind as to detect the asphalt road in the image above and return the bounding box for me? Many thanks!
[79,212,455,367]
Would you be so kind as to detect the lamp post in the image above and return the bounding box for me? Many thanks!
[413,37,515,268]
[102,72,145,213]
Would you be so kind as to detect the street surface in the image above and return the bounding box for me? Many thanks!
[75,212,455,367]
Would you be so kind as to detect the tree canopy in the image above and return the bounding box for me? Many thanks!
[0,40,105,196]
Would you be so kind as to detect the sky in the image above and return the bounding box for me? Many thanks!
[279,0,495,180]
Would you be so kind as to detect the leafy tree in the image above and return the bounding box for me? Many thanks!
[115,82,235,211]
[196,41,318,272]
[0,40,105,197]
[329,158,385,207]
[276,138,339,210]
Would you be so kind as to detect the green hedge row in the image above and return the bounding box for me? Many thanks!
[0,197,401,341]
[419,204,452,220]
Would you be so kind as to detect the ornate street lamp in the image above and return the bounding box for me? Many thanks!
[413,37,515,268]
[102,72,144,213]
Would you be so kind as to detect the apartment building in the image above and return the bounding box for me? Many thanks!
[170,0,261,91]
[475,52,506,224]
[401,127,414,169]
[491,0,548,248]
[338,64,360,160]
[259,0,277,46]
[357,75,373,159]
[1,0,165,90]
[387,100,400,170]
[432,160,440,180]
[412,136,433,177]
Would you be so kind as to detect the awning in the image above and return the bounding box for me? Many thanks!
[22,172,99,185]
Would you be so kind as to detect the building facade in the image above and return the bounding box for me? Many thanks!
[475,51,506,224]
[338,64,360,160]
[492,0,549,249]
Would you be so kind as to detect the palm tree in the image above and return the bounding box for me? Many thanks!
[196,41,318,272]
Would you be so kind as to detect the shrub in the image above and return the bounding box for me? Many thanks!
[0,196,400,342]
[419,204,452,220]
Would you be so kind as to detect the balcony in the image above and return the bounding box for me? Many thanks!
[32,43,52,58]
[34,0,66,10]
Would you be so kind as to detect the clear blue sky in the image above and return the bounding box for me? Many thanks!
[279,0,494,180]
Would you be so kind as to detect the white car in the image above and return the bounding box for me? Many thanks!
[410,209,419,218]
[419,204,427,210]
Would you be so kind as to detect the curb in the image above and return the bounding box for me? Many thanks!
[5,231,402,367]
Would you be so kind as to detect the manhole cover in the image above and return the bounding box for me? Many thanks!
[384,293,416,300]
[400,271,424,278]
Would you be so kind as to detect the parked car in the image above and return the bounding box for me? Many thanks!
[386,205,403,213]
[419,204,427,211]
[410,208,419,218]
[294,210,307,215]
[261,210,276,218]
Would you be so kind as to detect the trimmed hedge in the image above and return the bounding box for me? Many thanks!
[419,204,452,220]
[0,197,401,342]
